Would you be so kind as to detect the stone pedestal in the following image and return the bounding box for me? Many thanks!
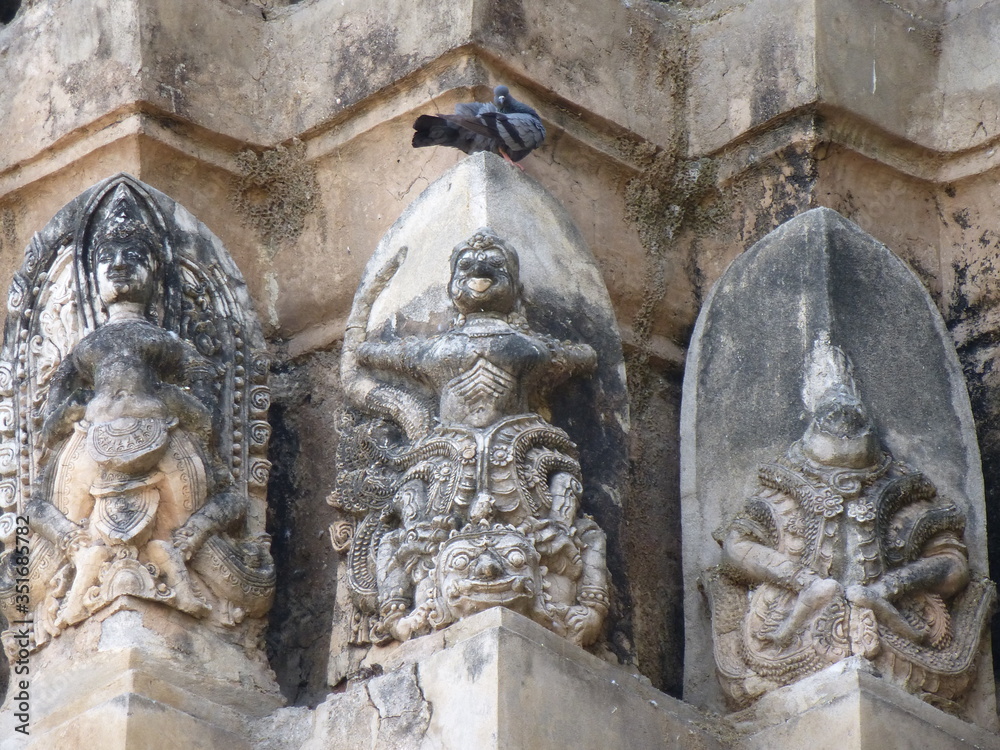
[729,659,1000,750]
[0,600,283,750]
[308,607,723,750]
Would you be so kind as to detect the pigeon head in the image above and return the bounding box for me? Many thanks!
[493,85,510,111]
[448,229,521,316]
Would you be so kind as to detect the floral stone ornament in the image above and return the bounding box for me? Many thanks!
[0,174,275,655]
[332,229,610,646]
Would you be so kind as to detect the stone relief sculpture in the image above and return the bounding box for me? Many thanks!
[0,175,275,655]
[332,228,610,646]
[706,333,994,711]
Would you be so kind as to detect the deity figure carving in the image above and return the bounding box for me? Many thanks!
[0,175,275,654]
[706,334,995,712]
[332,228,610,646]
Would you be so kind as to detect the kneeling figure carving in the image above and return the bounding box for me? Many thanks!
[707,336,995,712]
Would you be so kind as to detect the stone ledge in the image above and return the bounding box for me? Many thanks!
[728,658,1000,750]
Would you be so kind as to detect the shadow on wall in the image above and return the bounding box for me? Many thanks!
[0,1,20,25]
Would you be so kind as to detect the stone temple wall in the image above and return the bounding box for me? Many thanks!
[2,0,1000,746]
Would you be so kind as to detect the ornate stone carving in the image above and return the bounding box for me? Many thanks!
[332,229,610,646]
[706,333,995,712]
[0,175,275,654]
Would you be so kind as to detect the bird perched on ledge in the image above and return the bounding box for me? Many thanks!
[412,85,546,165]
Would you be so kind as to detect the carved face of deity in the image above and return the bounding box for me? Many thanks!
[449,242,520,316]
[434,526,541,620]
[802,387,880,469]
[95,239,158,309]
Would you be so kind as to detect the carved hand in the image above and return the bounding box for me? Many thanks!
[62,525,93,555]
[845,583,926,643]
[548,473,581,525]
[41,388,92,445]
[566,604,603,646]
[173,515,215,560]
[388,606,429,641]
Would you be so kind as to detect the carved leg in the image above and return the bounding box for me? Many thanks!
[146,539,211,618]
[58,545,112,627]
[764,577,842,647]
[375,529,413,638]
[567,520,609,647]
[846,584,927,643]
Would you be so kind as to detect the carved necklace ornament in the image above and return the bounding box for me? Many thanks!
[332,229,610,647]
[707,334,995,713]
[0,175,276,655]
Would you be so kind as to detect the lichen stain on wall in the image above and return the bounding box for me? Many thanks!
[232,139,319,253]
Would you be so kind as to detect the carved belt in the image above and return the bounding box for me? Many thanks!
[86,416,176,473]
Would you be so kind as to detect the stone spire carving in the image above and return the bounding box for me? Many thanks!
[0,174,275,654]
[332,228,610,646]
[707,332,993,711]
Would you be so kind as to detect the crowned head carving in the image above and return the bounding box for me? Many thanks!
[88,185,163,312]
[800,333,880,470]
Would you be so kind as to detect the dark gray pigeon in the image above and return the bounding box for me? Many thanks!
[412,85,546,163]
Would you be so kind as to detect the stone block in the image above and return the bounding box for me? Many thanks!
[731,659,1000,750]
[0,604,283,749]
[687,0,818,155]
[313,607,724,750]
[20,693,249,750]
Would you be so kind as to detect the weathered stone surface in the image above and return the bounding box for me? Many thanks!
[0,0,682,179]
[731,659,1000,750]
[682,207,996,727]
[310,607,724,750]
[0,604,282,749]
[330,152,625,662]
[5,0,1000,736]
[367,666,432,750]
[300,684,378,750]
[688,0,1000,156]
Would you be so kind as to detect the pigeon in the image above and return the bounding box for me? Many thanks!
[412,85,546,164]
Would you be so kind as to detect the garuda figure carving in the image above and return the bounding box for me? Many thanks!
[706,334,995,712]
[0,175,275,653]
[332,229,610,646]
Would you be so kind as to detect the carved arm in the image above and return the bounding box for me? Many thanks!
[721,526,821,592]
[341,247,433,442]
[357,338,435,381]
[25,494,85,552]
[39,355,90,447]
[173,487,248,560]
[866,532,970,602]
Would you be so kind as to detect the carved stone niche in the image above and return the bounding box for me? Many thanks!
[328,153,628,681]
[0,174,279,743]
[681,208,997,731]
